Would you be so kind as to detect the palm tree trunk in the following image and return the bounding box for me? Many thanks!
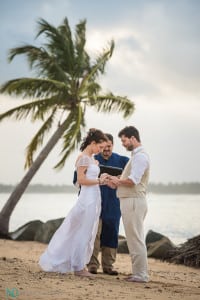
[0,119,69,236]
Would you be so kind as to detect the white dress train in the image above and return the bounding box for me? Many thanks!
[39,155,101,273]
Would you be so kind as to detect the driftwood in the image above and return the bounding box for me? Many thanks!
[166,235,200,268]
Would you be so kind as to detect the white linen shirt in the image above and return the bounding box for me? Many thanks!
[128,146,150,185]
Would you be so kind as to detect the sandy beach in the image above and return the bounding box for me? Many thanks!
[0,239,200,300]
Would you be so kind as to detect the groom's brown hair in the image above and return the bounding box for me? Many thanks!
[118,126,141,142]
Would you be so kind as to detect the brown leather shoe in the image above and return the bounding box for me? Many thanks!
[88,267,98,274]
[103,268,118,275]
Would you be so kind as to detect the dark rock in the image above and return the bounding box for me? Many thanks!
[145,230,166,245]
[147,237,176,259]
[117,238,129,254]
[9,220,43,241]
[34,218,64,243]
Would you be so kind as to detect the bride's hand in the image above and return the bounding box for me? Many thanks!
[100,173,110,181]
[99,174,117,188]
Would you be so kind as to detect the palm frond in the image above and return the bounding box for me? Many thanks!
[74,19,90,77]
[94,40,114,74]
[0,78,68,99]
[36,18,75,74]
[87,82,101,98]
[75,19,86,53]
[8,45,41,64]
[54,105,85,169]
[78,40,114,95]
[0,101,39,122]
[8,45,68,81]
[89,93,135,118]
[24,108,57,168]
[58,17,75,71]
[0,97,61,122]
[36,18,59,39]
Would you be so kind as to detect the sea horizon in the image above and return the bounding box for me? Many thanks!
[1,182,200,194]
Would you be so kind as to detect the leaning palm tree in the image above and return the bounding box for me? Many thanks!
[0,18,134,236]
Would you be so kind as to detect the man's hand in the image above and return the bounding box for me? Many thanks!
[109,176,121,186]
[106,180,117,189]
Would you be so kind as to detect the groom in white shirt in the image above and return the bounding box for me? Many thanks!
[109,126,150,282]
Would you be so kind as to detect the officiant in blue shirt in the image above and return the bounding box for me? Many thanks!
[87,133,129,275]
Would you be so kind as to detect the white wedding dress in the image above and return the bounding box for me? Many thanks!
[39,155,101,273]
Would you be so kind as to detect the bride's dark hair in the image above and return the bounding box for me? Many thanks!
[80,128,108,151]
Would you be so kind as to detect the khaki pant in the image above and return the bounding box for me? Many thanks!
[120,196,148,281]
[88,219,117,270]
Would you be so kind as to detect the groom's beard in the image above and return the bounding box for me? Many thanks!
[126,144,134,151]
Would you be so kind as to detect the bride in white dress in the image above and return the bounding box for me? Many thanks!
[39,129,108,277]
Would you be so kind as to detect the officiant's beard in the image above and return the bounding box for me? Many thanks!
[102,149,112,159]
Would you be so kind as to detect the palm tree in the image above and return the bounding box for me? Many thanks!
[0,18,134,236]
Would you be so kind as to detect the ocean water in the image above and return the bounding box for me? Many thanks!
[0,192,199,245]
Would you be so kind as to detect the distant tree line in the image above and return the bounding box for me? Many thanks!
[1,182,200,194]
[0,184,77,194]
[148,182,200,194]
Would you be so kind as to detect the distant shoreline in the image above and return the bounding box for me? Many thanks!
[1,182,200,194]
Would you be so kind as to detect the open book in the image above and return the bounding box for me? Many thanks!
[99,165,123,176]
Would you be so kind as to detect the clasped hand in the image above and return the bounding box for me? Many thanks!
[99,173,120,189]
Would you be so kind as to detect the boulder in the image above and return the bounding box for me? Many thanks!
[147,237,176,259]
[9,220,43,241]
[34,218,64,243]
[145,229,166,245]
[118,237,129,254]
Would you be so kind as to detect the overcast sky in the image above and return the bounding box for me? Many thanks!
[0,0,200,185]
